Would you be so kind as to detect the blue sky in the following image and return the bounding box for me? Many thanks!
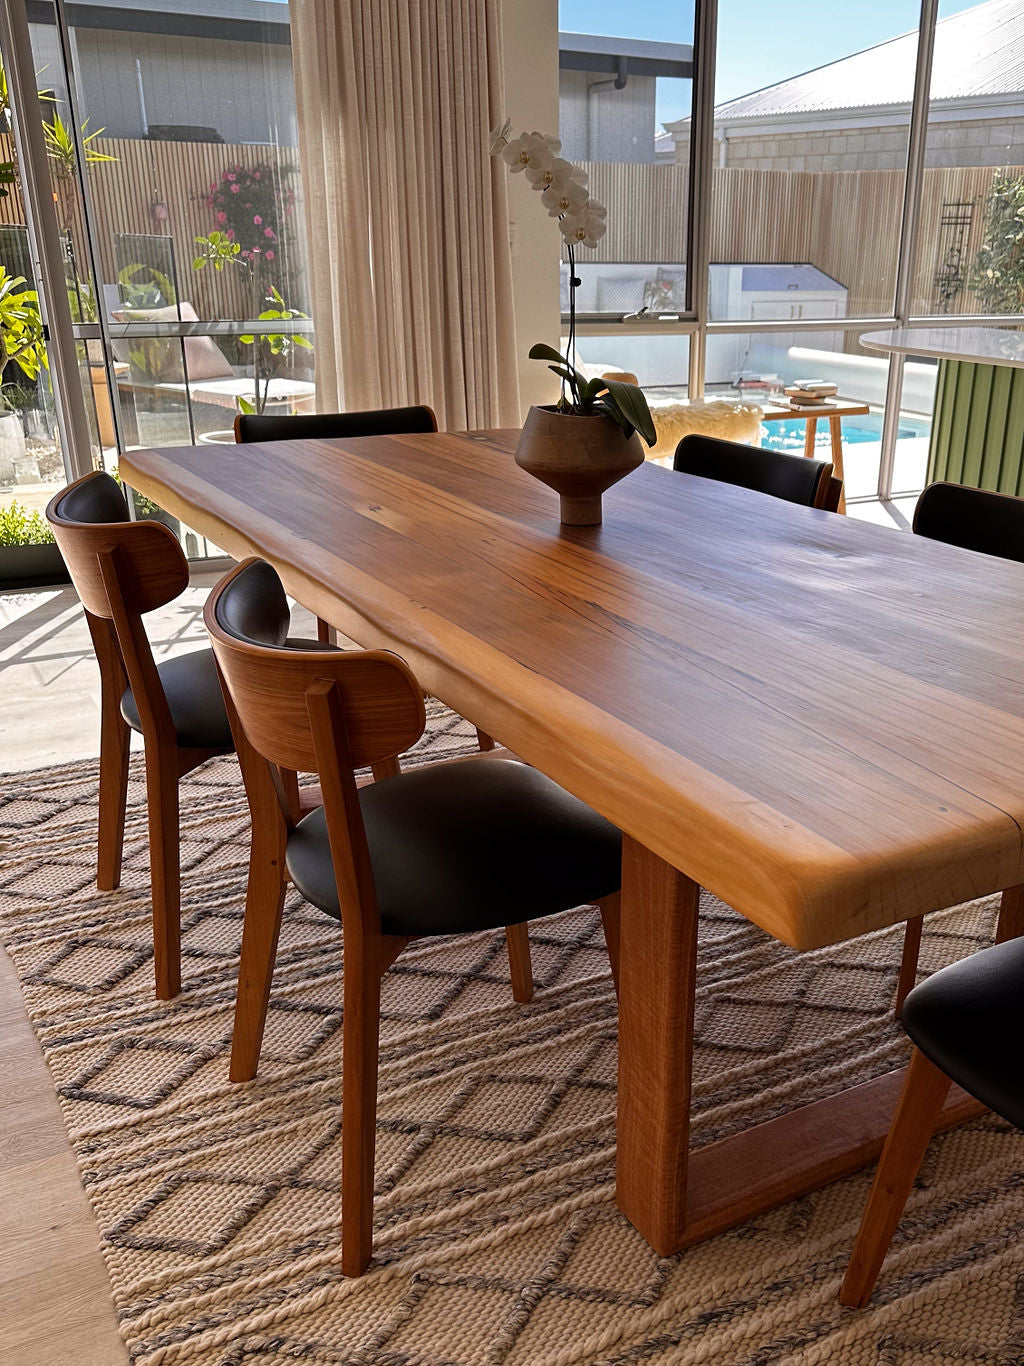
[559,0,991,125]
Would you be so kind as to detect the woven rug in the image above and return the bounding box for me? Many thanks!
[3,701,1024,1366]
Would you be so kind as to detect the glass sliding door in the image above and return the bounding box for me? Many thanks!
[0,1,103,539]
[9,0,315,557]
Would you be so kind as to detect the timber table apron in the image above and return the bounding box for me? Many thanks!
[122,430,1024,1257]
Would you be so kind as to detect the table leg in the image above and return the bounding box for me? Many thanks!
[615,836,699,1254]
[803,416,818,461]
[828,415,848,514]
[613,839,985,1258]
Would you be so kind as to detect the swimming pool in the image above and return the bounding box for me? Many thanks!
[762,414,930,452]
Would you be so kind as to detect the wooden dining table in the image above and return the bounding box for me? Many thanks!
[122,428,1024,1258]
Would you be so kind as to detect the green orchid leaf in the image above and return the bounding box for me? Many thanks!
[528,342,568,365]
[602,378,657,446]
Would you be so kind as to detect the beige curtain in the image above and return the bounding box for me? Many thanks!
[289,0,520,430]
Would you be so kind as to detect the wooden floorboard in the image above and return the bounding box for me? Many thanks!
[0,944,126,1365]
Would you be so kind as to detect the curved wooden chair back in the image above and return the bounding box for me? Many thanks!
[673,432,838,510]
[205,558,426,776]
[46,472,189,743]
[233,405,438,445]
[47,471,188,619]
[913,481,1024,562]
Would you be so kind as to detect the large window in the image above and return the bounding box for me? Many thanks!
[557,6,695,319]
[0,0,313,551]
[561,0,1024,508]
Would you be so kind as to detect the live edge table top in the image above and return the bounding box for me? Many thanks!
[122,429,1024,951]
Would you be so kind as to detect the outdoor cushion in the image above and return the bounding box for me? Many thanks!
[113,302,234,382]
[285,756,622,938]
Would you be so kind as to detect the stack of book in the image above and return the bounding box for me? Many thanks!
[783,380,838,407]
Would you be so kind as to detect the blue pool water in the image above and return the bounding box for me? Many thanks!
[763,414,929,452]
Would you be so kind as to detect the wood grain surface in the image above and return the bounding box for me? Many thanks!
[122,430,1024,950]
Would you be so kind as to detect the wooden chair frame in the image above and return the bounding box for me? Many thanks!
[47,474,229,998]
[206,559,619,1275]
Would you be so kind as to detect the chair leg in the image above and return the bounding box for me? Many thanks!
[342,939,382,1277]
[370,756,401,782]
[895,914,924,1017]
[475,728,496,751]
[505,923,534,1003]
[598,892,621,998]
[996,885,1024,942]
[229,830,287,1083]
[145,743,181,1000]
[839,1047,952,1308]
[97,707,131,892]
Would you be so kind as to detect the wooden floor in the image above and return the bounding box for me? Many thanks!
[0,942,125,1365]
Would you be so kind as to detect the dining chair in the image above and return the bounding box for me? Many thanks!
[895,481,1024,1014]
[841,935,1024,1306]
[47,470,238,999]
[673,432,843,511]
[205,556,624,1275]
[233,405,499,748]
[46,471,339,999]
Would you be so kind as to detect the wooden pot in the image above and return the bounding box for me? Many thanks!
[515,405,644,525]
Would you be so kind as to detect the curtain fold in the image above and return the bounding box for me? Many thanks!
[289,0,520,430]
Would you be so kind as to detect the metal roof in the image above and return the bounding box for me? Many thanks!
[713,0,1024,123]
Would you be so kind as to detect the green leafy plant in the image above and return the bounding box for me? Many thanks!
[0,266,46,381]
[193,233,312,415]
[117,262,177,310]
[527,342,656,446]
[0,501,55,546]
[43,111,116,177]
[969,173,1024,313]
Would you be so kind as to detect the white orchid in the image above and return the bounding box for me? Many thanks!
[501,130,559,175]
[488,117,512,156]
[541,176,590,218]
[525,155,576,193]
[560,204,608,249]
[489,125,654,448]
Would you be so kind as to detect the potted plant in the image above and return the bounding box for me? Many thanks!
[0,501,68,588]
[0,265,46,484]
[490,123,656,524]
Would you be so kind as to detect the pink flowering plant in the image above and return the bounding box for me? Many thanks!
[201,162,294,262]
[192,162,311,414]
[489,121,654,445]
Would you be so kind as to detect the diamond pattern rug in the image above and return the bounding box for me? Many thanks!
[3,701,1024,1365]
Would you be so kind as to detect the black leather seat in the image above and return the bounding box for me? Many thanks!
[902,936,1024,1130]
[673,432,833,508]
[119,648,233,749]
[913,481,1024,563]
[841,931,1024,1306]
[286,757,622,938]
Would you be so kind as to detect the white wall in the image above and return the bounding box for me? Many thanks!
[501,0,561,418]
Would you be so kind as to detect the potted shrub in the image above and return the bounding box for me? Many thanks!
[0,266,46,484]
[0,501,68,588]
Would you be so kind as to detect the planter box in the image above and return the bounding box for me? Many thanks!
[0,542,70,589]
